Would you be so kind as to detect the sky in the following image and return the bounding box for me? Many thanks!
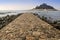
[0,0,60,10]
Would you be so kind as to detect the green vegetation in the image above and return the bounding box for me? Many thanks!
[35,3,57,11]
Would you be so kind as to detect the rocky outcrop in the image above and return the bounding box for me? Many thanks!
[0,13,60,40]
[0,13,22,29]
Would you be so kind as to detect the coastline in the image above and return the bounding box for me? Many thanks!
[0,13,60,40]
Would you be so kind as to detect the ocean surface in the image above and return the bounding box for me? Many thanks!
[0,10,60,21]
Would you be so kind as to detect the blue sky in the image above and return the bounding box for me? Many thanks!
[0,0,60,10]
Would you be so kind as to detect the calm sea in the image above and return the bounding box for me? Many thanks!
[0,10,60,21]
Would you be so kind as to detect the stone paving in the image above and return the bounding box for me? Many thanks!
[0,13,60,40]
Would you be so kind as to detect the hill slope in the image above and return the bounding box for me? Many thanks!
[34,3,57,11]
[0,13,60,40]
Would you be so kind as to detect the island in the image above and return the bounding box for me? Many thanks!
[34,3,57,11]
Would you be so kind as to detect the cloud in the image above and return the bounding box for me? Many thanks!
[0,4,34,10]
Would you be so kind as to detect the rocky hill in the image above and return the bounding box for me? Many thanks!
[0,13,60,40]
[35,3,57,11]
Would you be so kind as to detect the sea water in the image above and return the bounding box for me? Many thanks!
[0,10,60,21]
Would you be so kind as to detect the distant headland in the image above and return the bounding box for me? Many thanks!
[33,3,57,11]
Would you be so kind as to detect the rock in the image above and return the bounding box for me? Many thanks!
[0,13,60,40]
[32,31,40,37]
[34,3,57,11]
[40,34,47,39]
[26,35,35,40]
[39,38,47,40]
[0,13,22,29]
[58,39,60,40]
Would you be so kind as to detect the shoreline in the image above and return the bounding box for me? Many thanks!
[0,12,60,30]
[0,13,60,40]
